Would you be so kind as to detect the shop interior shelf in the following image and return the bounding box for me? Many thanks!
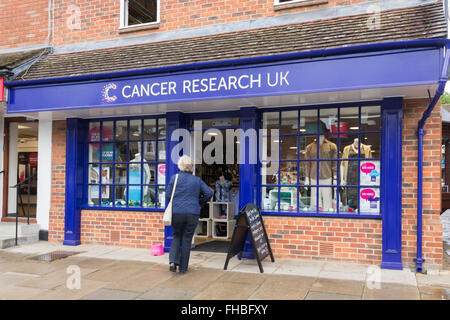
[212,220,236,240]
[194,219,211,238]
[210,202,235,220]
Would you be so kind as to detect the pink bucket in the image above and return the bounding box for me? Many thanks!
[150,243,164,256]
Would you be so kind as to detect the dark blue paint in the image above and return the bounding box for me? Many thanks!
[240,107,259,259]
[63,118,88,246]
[6,48,442,114]
[380,98,403,270]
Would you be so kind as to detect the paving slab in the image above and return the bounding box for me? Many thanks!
[84,261,151,282]
[229,259,279,274]
[305,291,361,300]
[363,283,420,300]
[81,288,141,300]
[0,260,72,276]
[216,270,267,286]
[318,270,366,282]
[310,278,364,296]
[249,275,314,300]
[274,260,324,278]
[379,268,417,286]
[62,256,119,270]
[192,280,259,300]
[0,285,49,300]
[202,254,241,270]
[158,268,224,291]
[0,272,39,287]
[138,286,199,300]
[18,266,98,290]
[105,268,176,293]
[416,273,450,287]
[419,285,450,300]
[29,279,110,300]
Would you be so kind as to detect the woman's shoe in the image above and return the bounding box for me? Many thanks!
[169,263,177,272]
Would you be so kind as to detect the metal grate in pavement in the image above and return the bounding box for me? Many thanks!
[28,250,80,262]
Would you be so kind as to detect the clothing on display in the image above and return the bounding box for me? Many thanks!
[340,139,372,209]
[304,137,338,180]
[215,176,232,215]
[310,178,333,211]
[128,153,153,203]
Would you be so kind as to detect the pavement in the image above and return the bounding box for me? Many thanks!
[0,241,449,300]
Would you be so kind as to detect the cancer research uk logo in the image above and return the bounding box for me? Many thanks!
[102,82,118,103]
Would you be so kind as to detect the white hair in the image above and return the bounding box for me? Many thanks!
[178,155,194,173]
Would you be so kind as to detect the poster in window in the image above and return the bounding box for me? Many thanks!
[89,166,99,184]
[360,161,380,186]
[359,188,380,214]
[101,167,110,184]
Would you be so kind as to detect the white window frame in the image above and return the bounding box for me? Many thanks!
[119,0,160,29]
[273,0,309,6]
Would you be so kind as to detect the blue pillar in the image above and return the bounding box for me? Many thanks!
[164,112,187,252]
[380,97,403,269]
[239,107,259,259]
[63,118,88,246]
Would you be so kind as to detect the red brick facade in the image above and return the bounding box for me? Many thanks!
[51,0,370,47]
[402,99,443,268]
[47,98,444,268]
[0,0,371,49]
[0,0,50,49]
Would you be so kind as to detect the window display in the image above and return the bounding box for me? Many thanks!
[87,117,166,209]
[261,105,381,216]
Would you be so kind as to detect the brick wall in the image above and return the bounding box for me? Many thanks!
[0,0,50,50]
[52,0,370,46]
[402,98,443,269]
[81,210,165,248]
[48,120,66,242]
[263,216,383,264]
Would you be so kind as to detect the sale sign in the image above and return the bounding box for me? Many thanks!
[360,161,380,186]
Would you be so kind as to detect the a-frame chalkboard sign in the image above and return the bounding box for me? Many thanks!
[224,203,274,273]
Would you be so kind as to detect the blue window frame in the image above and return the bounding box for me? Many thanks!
[84,115,166,210]
[259,103,382,218]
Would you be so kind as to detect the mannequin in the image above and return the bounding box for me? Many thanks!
[340,138,372,209]
[215,172,232,215]
[304,135,337,211]
[128,152,152,204]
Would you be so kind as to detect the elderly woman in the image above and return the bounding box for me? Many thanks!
[166,155,213,274]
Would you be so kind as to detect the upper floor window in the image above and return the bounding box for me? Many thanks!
[274,0,319,7]
[120,0,160,28]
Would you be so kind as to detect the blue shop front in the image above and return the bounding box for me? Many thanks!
[5,39,450,269]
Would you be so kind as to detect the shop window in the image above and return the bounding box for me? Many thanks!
[87,117,166,209]
[120,0,160,28]
[260,105,382,217]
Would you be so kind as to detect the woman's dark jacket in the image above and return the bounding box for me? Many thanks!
[166,171,213,215]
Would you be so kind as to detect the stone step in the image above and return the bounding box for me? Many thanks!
[0,222,40,249]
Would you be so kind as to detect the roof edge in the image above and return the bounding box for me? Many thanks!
[6,38,450,88]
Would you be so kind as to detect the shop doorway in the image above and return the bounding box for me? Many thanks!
[188,116,240,253]
[2,120,38,220]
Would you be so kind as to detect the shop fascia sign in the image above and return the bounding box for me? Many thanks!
[6,47,442,113]
[104,71,290,103]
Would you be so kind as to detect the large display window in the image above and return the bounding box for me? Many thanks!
[260,105,381,217]
[86,116,166,209]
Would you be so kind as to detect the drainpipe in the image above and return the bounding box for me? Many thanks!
[415,43,450,273]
